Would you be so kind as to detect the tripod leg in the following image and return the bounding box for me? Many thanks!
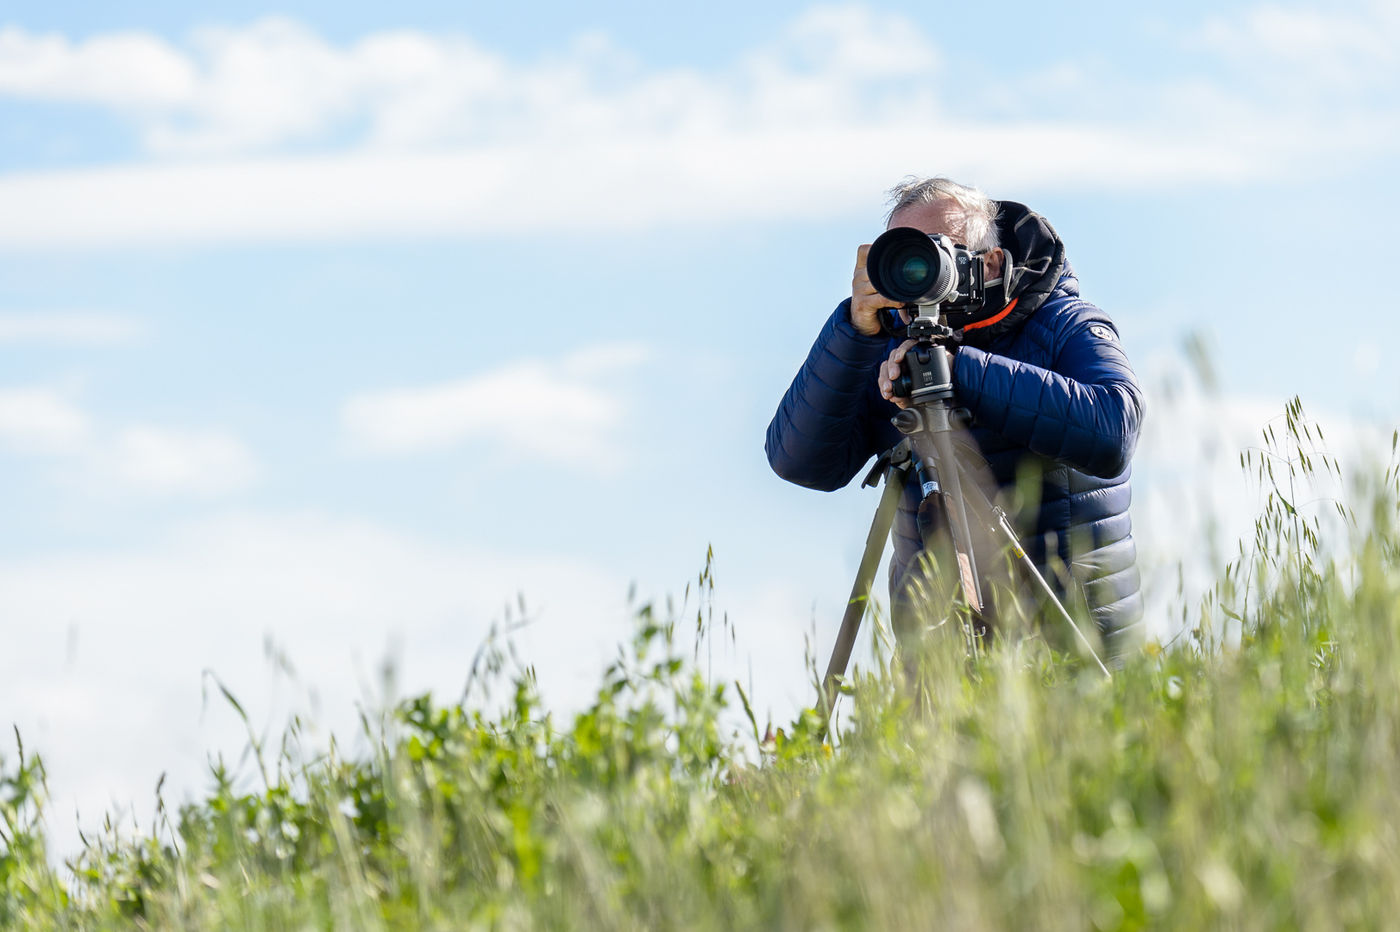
[988,506,1112,678]
[819,463,906,730]
[955,471,1112,679]
[911,412,983,615]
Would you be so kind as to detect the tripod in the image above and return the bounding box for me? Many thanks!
[818,319,1110,735]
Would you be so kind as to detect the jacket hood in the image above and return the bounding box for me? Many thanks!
[951,200,1067,348]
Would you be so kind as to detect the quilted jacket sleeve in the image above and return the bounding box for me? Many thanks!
[951,315,1143,479]
[766,300,893,491]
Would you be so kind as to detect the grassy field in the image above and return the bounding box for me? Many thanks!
[4,403,1399,930]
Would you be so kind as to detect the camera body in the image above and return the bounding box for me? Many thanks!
[866,227,987,335]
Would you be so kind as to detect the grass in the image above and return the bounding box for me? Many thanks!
[3,399,1399,930]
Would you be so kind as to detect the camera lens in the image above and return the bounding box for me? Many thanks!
[867,227,957,304]
[895,253,930,291]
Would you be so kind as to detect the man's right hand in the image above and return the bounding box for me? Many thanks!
[851,244,905,337]
[878,339,919,409]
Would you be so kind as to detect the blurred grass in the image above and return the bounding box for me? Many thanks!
[3,399,1400,930]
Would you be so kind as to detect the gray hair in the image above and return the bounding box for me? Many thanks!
[884,176,1001,253]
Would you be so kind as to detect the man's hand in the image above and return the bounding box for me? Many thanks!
[878,339,918,409]
[851,244,906,337]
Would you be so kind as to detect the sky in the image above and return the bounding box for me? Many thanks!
[2,0,1398,853]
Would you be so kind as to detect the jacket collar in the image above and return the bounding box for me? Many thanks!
[952,200,1067,348]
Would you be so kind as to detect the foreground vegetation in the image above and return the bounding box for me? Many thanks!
[4,404,1400,930]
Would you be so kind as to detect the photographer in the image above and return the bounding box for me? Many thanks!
[766,177,1144,662]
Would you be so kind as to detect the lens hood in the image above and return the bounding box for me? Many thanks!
[866,227,959,305]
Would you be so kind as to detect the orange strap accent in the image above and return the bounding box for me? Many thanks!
[963,297,1018,332]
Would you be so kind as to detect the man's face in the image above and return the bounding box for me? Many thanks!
[888,199,1004,282]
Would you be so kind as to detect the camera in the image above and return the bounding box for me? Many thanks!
[866,226,992,402]
[866,227,986,321]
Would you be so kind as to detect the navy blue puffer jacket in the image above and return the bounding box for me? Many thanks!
[766,202,1144,657]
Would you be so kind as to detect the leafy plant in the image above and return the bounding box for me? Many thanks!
[3,400,1400,930]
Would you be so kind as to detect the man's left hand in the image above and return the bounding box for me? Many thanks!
[879,342,958,409]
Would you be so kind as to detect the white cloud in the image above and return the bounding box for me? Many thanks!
[1196,2,1399,88]
[111,425,260,494]
[0,25,197,108]
[0,384,258,496]
[0,4,1393,246]
[0,311,143,345]
[3,10,938,157]
[342,342,649,469]
[0,124,1265,247]
[0,387,90,453]
[559,342,651,376]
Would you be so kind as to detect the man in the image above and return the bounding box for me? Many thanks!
[766,177,1144,661]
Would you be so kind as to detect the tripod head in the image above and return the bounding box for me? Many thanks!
[891,308,960,406]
